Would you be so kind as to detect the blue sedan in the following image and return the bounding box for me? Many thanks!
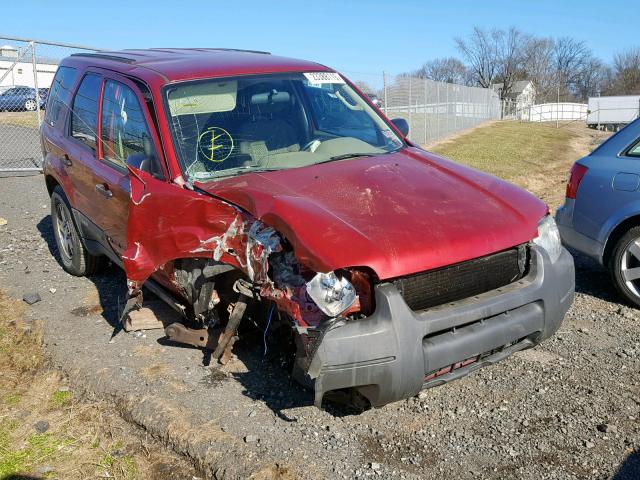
[557,117,640,306]
[0,86,46,112]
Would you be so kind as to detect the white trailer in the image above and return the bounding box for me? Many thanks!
[587,96,640,130]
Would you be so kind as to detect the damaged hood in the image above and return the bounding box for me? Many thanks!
[197,147,547,279]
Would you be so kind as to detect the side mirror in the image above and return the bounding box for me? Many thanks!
[391,118,409,137]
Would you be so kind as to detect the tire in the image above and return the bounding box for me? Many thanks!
[609,226,640,308]
[51,186,106,276]
[24,98,37,111]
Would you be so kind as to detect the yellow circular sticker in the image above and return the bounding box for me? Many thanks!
[198,127,234,163]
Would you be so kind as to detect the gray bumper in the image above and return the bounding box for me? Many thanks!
[308,246,575,408]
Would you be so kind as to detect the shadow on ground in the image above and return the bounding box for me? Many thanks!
[614,449,640,480]
[36,213,364,418]
[1,475,43,480]
[570,249,623,304]
[36,215,126,332]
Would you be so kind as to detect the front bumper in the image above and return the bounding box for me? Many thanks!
[308,246,575,408]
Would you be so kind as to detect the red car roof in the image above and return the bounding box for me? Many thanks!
[65,48,332,84]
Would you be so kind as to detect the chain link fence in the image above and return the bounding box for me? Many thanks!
[0,36,99,173]
[1,40,502,173]
[381,73,502,145]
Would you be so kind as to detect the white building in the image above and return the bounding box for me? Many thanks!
[491,80,537,119]
[0,44,58,89]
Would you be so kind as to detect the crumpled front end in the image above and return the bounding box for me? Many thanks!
[120,167,359,367]
[306,246,574,407]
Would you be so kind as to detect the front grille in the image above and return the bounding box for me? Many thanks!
[391,246,529,311]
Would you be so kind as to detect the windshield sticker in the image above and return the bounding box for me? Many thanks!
[198,126,234,163]
[304,72,345,85]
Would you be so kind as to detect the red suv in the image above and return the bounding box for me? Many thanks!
[41,49,574,408]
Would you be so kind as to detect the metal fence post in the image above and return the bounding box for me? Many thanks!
[30,41,42,127]
[408,76,412,136]
[383,71,388,116]
[423,78,428,144]
[0,36,101,174]
[436,82,440,141]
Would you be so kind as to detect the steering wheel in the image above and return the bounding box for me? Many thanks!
[301,138,322,152]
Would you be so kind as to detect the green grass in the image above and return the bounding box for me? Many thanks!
[431,121,575,182]
[0,427,73,478]
[2,393,21,406]
[51,390,72,407]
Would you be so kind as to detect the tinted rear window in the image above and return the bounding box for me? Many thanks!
[70,73,101,151]
[45,66,78,126]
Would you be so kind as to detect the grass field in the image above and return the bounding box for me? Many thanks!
[431,121,575,182]
[431,121,609,210]
[0,292,196,479]
[0,111,40,129]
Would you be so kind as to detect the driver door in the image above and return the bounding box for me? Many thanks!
[90,73,165,257]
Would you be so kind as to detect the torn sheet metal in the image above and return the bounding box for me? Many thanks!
[123,166,324,328]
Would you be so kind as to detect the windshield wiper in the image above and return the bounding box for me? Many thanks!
[197,166,281,180]
[320,152,381,164]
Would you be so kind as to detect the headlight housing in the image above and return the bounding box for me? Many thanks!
[306,271,357,317]
[533,215,562,263]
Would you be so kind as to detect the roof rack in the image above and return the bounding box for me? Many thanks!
[70,52,136,64]
[208,48,271,55]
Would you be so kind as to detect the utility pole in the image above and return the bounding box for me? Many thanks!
[556,86,560,129]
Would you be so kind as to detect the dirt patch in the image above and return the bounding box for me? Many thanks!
[0,291,200,480]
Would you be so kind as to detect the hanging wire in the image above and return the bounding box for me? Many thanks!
[263,303,275,357]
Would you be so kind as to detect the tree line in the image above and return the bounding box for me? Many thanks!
[409,27,640,102]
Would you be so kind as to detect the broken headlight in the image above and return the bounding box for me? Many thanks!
[533,215,562,263]
[306,271,357,317]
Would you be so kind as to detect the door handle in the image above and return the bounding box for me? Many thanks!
[62,154,72,167]
[95,184,113,199]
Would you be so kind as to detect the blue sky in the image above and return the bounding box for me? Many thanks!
[3,0,637,85]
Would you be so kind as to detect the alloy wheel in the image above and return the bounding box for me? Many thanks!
[620,238,640,298]
[55,201,75,262]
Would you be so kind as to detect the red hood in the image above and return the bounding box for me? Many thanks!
[197,147,547,280]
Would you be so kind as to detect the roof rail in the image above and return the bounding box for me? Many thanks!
[69,52,136,64]
[209,48,271,55]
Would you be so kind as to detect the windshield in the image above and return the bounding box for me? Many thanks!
[164,72,404,182]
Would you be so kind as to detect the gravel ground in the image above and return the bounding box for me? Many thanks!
[1,157,638,478]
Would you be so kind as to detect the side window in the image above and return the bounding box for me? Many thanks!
[100,80,158,172]
[628,140,640,158]
[45,66,78,126]
[70,73,101,150]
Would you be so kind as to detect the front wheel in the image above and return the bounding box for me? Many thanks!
[24,99,37,111]
[51,186,106,276]
[609,226,640,308]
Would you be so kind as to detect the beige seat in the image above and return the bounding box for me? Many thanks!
[237,89,300,164]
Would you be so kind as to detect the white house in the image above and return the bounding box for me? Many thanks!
[0,44,58,89]
[491,80,537,118]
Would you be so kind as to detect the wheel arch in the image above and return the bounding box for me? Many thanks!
[45,174,60,196]
[603,214,640,267]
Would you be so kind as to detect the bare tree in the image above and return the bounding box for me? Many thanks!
[414,57,470,84]
[492,28,528,99]
[611,47,640,94]
[455,27,498,88]
[553,37,594,98]
[522,37,556,100]
[456,27,528,99]
[353,80,375,94]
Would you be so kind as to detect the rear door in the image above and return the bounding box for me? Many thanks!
[90,73,165,256]
[65,72,103,218]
